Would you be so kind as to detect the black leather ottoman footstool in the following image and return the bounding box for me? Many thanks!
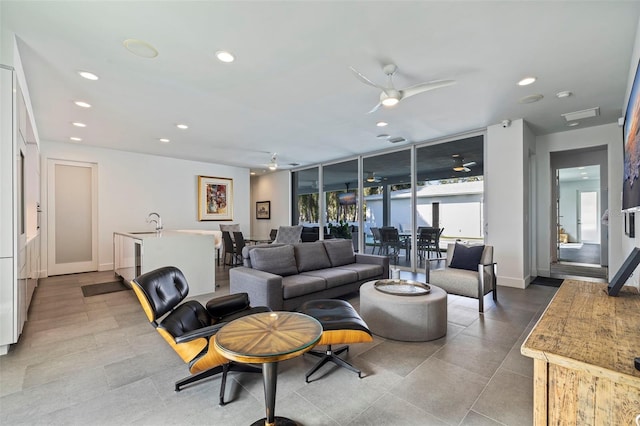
[297,299,373,382]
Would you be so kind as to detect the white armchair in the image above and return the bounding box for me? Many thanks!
[425,242,497,313]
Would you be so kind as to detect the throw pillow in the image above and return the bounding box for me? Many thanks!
[449,243,485,271]
[323,239,355,267]
[294,242,331,272]
[249,245,298,276]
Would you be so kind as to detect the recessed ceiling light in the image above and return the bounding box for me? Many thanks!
[123,39,159,58]
[250,171,256,176]
[580,172,587,175]
[72,122,86,127]
[518,94,544,104]
[518,77,537,86]
[159,138,170,143]
[556,91,572,98]
[216,50,235,63]
[582,176,589,180]
[70,137,82,142]
[78,71,99,80]
[176,124,188,130]
[74,101,91,108]
[567,122,579,127]
[376,121,388,127]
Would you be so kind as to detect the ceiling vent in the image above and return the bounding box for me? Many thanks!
[388,136,406,144]
[561,107,600,122]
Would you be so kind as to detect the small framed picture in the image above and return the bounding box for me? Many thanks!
[198,176,233,221]
[256,201,271,220]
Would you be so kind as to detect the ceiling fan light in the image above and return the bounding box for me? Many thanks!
[381,97,399,107]
[453,166,465,172]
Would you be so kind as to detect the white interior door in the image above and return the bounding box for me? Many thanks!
[47,160,98,275]
[578,190,599,243]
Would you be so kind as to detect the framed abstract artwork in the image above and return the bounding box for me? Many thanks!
[256,201,271,219]
[198,176,233,221]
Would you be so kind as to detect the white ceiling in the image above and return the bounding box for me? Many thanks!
[558,165,601,182]
[3,1,639,173]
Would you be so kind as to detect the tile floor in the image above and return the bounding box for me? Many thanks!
[0,266,557,425]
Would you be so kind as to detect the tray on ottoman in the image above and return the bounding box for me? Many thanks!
[374,279,431,296]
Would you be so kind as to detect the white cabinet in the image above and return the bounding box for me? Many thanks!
[0,65,40,355]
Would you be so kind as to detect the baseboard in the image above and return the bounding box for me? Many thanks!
[99,263,114,272]
[497,275,527,289]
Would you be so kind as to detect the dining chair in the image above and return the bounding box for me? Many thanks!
[273,225,303,244]
[233,231,246,265]
[222,231,237,267]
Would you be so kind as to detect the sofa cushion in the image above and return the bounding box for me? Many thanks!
[323,239,355,267]
[294,242,331,272]
[281,275,326,299]
[335,263,383,281]
[249,245,298,276]
[301,268,358,289]
[449,243,485,271]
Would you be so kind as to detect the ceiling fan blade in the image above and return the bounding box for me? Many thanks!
[350,66,386,91]
[400,79,456,100]
[463,167,471,172]
[463,161,477,167]
[367,101,383,114]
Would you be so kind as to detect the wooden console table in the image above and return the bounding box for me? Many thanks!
[521,280,640,425]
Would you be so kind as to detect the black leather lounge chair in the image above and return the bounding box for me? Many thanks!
[131,266,270,405]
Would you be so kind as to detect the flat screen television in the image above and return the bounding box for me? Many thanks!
[623,58,640,211]
[608,247,640,296]
[338,192,356,205]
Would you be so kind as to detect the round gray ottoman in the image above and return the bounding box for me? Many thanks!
[359,280,447,342]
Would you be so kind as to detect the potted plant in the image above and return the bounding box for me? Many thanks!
[328,219,352,239]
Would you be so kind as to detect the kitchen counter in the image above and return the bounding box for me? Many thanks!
[114,230,220,295]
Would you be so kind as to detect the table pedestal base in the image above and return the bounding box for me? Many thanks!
[250,416,297,426]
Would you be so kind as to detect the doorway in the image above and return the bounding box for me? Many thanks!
[550,146,608,280]
[47,159,98,276]
[556,165,601,265]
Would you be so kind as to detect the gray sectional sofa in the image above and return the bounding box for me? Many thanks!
[229,239,389,310]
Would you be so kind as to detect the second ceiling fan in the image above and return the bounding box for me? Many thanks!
[350,63,456,113]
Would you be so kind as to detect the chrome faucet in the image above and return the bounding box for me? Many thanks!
[146,212,163,231]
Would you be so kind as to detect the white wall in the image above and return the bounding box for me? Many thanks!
[486,119,527,288]
[250,170,290,240]
[40,141,250,274]
[558,179,601,243]
[535,123,623,278]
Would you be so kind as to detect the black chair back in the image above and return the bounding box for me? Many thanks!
[131,266,189,321]
[233,232,246,256]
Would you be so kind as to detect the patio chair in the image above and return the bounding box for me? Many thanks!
[379,227,402,264]
[370,227,382,255]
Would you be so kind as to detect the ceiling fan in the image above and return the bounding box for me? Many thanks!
[350,63,456,113]
[452,156,476,172]
[365,172,382,183]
